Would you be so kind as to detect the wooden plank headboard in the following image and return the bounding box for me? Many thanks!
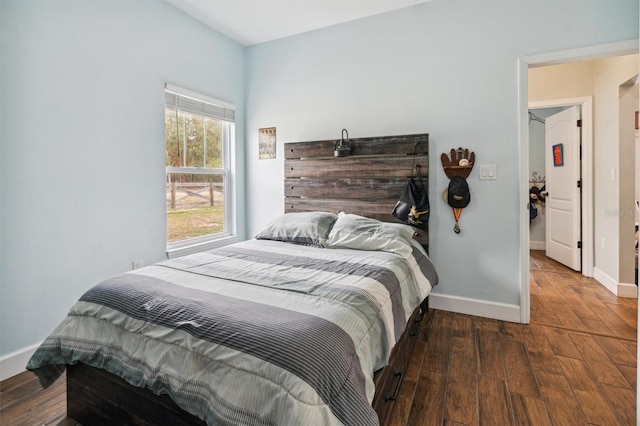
[284,133,429,249]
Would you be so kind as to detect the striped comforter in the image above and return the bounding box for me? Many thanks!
[28,239,437,425]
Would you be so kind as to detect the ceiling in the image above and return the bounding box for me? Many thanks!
[165,0,430,46]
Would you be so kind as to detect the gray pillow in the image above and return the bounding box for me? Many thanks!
[255,212,338,247]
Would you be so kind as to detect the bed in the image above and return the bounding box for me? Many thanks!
[27,133,436,425]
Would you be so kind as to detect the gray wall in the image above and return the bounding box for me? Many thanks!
[0,0,246,357]
[245,1,638,307]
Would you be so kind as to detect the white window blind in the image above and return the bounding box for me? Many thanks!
[164,84,235,122]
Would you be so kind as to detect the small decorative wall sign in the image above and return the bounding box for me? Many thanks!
[552,143,563,167]
[259,127,276,159]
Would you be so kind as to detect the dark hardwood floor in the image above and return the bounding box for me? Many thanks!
[1,250,636,425]
[394,251,637,425]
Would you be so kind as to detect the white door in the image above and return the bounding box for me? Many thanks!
[545,106,581,271]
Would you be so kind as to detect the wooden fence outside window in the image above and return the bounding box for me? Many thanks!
[167,182,224,210]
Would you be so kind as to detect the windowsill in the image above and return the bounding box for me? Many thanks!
[166,234,238,259]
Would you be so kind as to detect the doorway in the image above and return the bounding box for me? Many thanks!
[518,40,639,323]
[528,98,593,276]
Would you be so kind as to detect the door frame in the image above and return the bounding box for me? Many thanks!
[529,98,593,275]
[517,39,639,323]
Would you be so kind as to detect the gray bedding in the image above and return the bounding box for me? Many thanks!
[27,239,437,425]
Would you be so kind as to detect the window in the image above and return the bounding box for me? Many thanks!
[164,84,235,256]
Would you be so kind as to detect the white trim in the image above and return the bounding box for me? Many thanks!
[0,343,40,381]
[592,268,639,299]
[526,40,639,68]
[530,241,545,250]
[167,235,238,258]
[518,57,531,324]
[429,293,521,323]
[581,100,594,277]
[594,266,618,295]
[528,96,594,278]
[518,39,639,325]
[225,125,236,238]
[618,283,638,298]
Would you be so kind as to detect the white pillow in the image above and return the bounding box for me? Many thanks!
[324,213,415,258]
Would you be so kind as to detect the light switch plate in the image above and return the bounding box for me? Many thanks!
[479,165,496,180]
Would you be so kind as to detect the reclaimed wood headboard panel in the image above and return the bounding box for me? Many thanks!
[284,133,429,248]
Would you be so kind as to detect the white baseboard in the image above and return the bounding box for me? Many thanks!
[618,282,638,298]
[593,267,638,298]
[530,241,545,251]
[0,343,40,381]
[429,293,522,323]
[594,267,618,295]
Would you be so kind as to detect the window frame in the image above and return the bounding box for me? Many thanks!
[164,84,237,258]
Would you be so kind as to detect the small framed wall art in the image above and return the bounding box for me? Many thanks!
[552,143,563,167]
[259,127,276,159]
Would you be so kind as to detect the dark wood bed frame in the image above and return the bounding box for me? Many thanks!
[66,133,431,425]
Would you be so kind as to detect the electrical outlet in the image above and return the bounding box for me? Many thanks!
[132,259,143,270]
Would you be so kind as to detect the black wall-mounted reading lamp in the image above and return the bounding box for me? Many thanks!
[334,128,352,157]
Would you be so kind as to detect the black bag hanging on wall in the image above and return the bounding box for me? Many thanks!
[392,165,430,230]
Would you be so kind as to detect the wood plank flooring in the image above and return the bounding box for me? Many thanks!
[395,251,637,425]
[0,250,636,425]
